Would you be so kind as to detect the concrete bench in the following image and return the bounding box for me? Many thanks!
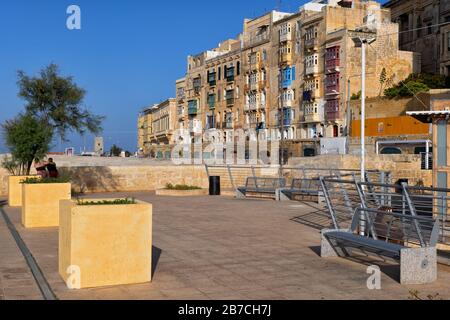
[321,208,440,285]
[277,178,322,203]
[236,177,286,199]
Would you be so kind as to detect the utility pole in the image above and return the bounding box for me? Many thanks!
[352,33,376,183]
[361,38,366,183]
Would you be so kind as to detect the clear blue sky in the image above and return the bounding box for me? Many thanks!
[0,0,387,154]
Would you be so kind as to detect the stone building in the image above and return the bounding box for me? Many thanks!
[408,89,450,189]
[141,0,421,160]
[384,0,450,75]
[137,99,177,158]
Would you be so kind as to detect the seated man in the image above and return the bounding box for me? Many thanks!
[34,158,48,178]
[46,158,59,178]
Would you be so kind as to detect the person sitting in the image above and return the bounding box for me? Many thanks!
[34,158,48,178]
[46,158,59,178]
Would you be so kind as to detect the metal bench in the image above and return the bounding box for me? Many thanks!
[236,177,286,199]
[321,208,440,285]
[277,178,322,203]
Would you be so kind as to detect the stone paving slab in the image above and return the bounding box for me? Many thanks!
[0,204,43,300]
[2,193,450,300]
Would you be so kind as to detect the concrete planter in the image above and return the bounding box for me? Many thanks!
[22,183,71,228]
[8,175,39,207]
[156,189,209,197]
[59,199,153,289]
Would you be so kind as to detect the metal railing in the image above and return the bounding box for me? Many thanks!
[320,178,450,249]
[204,164,391,194]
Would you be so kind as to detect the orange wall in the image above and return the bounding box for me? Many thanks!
[351,116,430,137]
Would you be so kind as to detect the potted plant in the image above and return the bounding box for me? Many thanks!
[156,183,209,196]
[21,177,71,228]
[59,198,153,289]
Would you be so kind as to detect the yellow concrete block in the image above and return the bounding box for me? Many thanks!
[8,176,39,207]
[59,199,153,289]
[22,183,71,228]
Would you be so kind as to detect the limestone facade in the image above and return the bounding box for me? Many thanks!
[138,99,177,158]
[384,0,450,75]
[161,0,419,153]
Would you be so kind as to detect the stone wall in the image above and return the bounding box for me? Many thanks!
[0,154,433,196]
[0,165,209,196]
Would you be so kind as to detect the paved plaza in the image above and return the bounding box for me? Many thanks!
[1,193,450,300]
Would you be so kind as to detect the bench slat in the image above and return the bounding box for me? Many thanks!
[326,231,405,256]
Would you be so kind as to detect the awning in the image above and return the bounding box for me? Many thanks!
[406,111,450,124]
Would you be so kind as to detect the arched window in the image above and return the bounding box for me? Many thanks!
[381,147,402,155]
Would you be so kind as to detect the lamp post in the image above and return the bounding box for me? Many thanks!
[352,33,376,183]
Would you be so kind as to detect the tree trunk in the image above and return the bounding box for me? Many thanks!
[26,161,32,175]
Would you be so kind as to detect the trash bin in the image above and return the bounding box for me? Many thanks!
[209,176,221,196]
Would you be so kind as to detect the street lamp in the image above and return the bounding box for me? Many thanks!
[352,33,376,183]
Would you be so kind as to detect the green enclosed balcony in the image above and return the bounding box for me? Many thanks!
[188,100,198,115]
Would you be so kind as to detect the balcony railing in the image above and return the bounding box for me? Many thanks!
[222,122,233,129]
[325,84,340,95]
[226,98,235,106]
[305,65,319,76]
[280,32,292,42]
[244,32,270,48]
[250,81,259,91]
[326,58,340,71]
[280,53,292,64]
[305,37,319,49]
[188,101,198,115]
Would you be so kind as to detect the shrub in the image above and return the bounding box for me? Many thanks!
[21,176,71,184]
[385,80,429,98]
[384,73,450,99]
[76,198,137,206]
[165,183,202,190]
[351,91,362,100]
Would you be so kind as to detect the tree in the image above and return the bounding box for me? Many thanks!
[110,144,122,157]
[17,64,104,141]
[2,114,53,175]
[379,68,387,96]
[383,73,450,99]
[385,81,429,98]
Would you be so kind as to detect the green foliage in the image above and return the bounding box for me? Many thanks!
[385,81,430,98]
[110,144,122,157]
[379,68,387,96]
[2,114,53,175]
[384,73,450,99]
[1,156,24,176]
[76,198,137,206]
[17,64,104,141]
[351,91,362,100]
[165,183,202,190]
[22,176,71,184]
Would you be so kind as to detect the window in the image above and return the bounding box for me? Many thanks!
[208,94,216,109]
[447,32,450,51]
[237,61,241,75]
[381,147,402,155]
[437,120,447,166]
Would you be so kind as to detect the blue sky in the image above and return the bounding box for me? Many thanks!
[0,0,387,153]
